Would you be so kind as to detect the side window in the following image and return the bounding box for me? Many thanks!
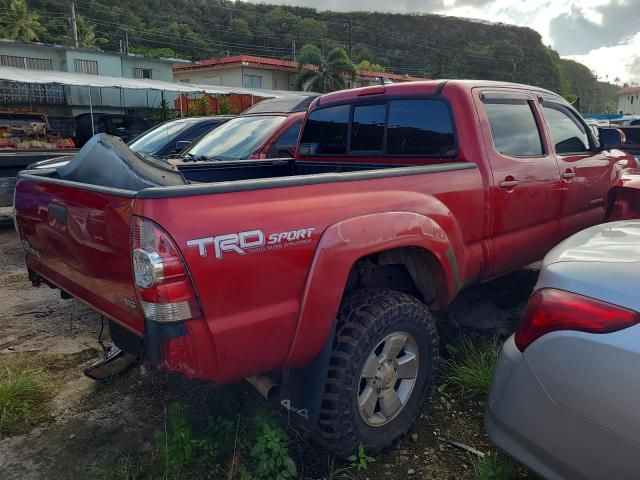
[300,105,349,155]
[542,104,590,154]
[386,99,455,155]
[269,121,302,158]
[484,100,543,157]
[351,104,385,152]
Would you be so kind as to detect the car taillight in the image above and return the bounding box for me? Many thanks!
[515,288,640,351]
[131,216,202,322]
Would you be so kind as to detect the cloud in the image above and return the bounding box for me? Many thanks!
[629,56,640,80]
[550,0,640,55]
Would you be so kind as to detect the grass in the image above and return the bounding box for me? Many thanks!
[442,336,501,398]
[475,453,519,480]
[0,365,49,436]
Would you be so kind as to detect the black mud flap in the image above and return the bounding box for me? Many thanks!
[84,345,137,380]
[278,320,337,430]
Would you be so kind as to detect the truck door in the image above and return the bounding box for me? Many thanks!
[539,99,612,237]
[476,90,562,276]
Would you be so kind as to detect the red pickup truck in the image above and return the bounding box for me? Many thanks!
[13,80,639,455]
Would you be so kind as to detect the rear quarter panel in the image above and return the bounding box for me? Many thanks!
[136,166,485,383]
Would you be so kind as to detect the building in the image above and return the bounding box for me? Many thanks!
[0,39,187,117]
[173,54,426,91]
[616,86,640,115]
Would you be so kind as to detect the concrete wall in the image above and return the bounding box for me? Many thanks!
[618,93,640,115]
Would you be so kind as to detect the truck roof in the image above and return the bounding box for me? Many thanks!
[313,79,561,109]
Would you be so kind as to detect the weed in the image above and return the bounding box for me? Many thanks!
[0,366,48,436]
[155,402,196,477]
[88,454,152,480]
[347,443,375,472]
[475,453,519,480]
[250,416,297,480]
[324,455,356,480]
[442,336,500,397]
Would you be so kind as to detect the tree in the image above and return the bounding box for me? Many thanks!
[295,44,356,93]
[356,60,385,73]
[76,15,106,49]
[225,18,251,46]
[6,0,46,42]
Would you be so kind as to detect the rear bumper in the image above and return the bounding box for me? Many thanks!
[487,334,640,480]
[0,176,16,207]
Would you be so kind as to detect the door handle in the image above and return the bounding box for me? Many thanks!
[562,170,576,180]
[499,179,519,189]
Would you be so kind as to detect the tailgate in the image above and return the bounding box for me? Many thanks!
[14,175,144,334]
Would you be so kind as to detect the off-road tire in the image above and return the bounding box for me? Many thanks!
[318,288,439,456]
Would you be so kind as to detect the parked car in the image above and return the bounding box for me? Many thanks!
[13,80,639,456]
[486,220,640,480]
[128,116,235,158]
[179,111,304,162]
[241,94,319,115]
[28,116,236,171]
[75,113,152,147]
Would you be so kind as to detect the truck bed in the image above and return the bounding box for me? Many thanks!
[23,134,474,198]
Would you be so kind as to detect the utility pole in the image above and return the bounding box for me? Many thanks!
[292,39,296,62]
[124,31,129,54]
[344,18,354,61]
[69,0,79,48]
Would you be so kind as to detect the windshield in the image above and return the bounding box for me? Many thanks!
[129,121,195,155]
[184,115,286,161]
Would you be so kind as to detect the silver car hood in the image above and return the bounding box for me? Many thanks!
[537,221,640,312]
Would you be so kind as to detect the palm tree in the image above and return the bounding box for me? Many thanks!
[76,15,102,48]
[6,0,46,42]
[295,44,356,93]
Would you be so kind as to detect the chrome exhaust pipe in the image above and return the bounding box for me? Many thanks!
[246,375,281,401]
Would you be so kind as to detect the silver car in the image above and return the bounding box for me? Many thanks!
[486,220,640,480]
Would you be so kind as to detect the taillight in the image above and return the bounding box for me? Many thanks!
[515,288,640,351]
[131,216,202,322]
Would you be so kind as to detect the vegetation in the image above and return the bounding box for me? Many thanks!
[3,0,45,41]
[295,44,356,92]
[0,365,48,436]
[355,59,385,73]
[442,337,500,398]
[475,453,519,480]
[0,0,619,104]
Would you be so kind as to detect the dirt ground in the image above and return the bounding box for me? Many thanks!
[0,226,538,480]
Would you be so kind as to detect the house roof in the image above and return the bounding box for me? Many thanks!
[174,55,298,73]
[174,54,428,82]
[617,86,640,96]
[0,38,189,64]
[357,70,424,82]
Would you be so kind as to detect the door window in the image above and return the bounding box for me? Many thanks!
[484,100,543,157]
[542,104,590,154]
[269,121,302,158]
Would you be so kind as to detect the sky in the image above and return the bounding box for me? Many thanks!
[248,0,640,84]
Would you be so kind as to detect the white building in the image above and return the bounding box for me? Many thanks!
[617,86,640,115]
[0,39,187,116]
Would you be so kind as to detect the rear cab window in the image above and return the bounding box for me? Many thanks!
[299,98,456,160]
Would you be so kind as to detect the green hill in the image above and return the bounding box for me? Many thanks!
[7,0,619,111]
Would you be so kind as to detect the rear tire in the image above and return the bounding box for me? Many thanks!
[318,288,439,456]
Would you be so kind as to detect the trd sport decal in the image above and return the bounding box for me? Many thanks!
[187,228,315,259]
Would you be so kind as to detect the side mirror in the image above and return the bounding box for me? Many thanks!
[598,127,626,150]
[175,140,192,152]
